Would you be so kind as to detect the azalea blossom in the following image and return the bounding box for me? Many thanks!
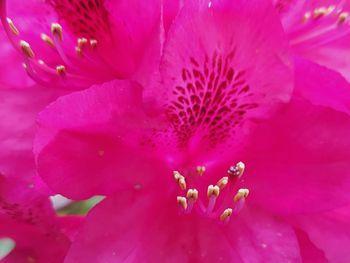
[0,174,78,263]
[0,0,169,89]
[34,0,350,261]
[275,0,350,81]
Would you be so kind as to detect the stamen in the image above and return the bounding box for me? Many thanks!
[220,208,233,222]
[173,171,187,190]
[41,33,55,48]
[338,12,349,25]
[216,176,229,189]
[78,38,88,49]
[313,7,328,19]
[207,185,220,198]
[51,23,63,41]
[177,196,187,210]
[186,188,198,213]
[196,165,206,176]
[186,189,199,201]
[56,65,66,76]
[227,161,245,178]
[20,40,35,58]
[327,5,335,14]
[90,39,98,49]
[207,185,220,214]
[302,12,311,23]
[233,188,249,202]
[6,17,19,35]
[233,188,249,214]
[75,46,82,57]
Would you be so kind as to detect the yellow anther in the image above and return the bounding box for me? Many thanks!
[327,5,335,14]
[236,162,245,176]
[90,39,98,48]
[177,196,187,210]
[216,176,229,189]
[78,37,88,48]
[313,7,327,18]
[7,17,19,35]
[41,33,55,48]
[196,165,206,176]
[178,177,187,190]
[338,12,349,25]
[20,40,35,58]
[173,171,181,180]
[302,11,311,23]
[233,188,249,202]
[56,65,66,76]
[207,185,220,198]
[220,208,233,221]
[51,23,63,41]
[186,189,199,201]
[173,171,187,190]
[75,46,82,57]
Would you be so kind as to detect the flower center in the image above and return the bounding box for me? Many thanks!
[173,161,249,224]
[166,50,259,151]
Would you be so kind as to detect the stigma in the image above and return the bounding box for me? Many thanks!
[174,161,250,224]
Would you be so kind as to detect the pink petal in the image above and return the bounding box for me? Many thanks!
[291,206,350,263]
[35,80,168,199]
[243,98,350,214]
[65,190,301,262]
[294,56,350,115]
[144,0,293,162]
[294,228,327,263]
[0,175,70,263]
[57,215,84,242]
[0,86,65,181]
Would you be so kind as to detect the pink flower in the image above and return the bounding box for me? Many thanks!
[275,0,350,81]
[0,0,168,89]
[0,174,76,263]
[34,0,350,261]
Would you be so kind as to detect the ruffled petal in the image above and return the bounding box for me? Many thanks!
[144,0,293,164]
[35,80,168,199]
[65,190,301,263]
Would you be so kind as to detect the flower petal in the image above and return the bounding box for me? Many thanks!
[65,191,301,263]
[294,228,328,263]
[0,86,64,181]
[0,175,70,263]
[35,80,168,199]
[291,206,350,263]
[144,0,293,162]
[294,56,350,115]
[243,98,350,214]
